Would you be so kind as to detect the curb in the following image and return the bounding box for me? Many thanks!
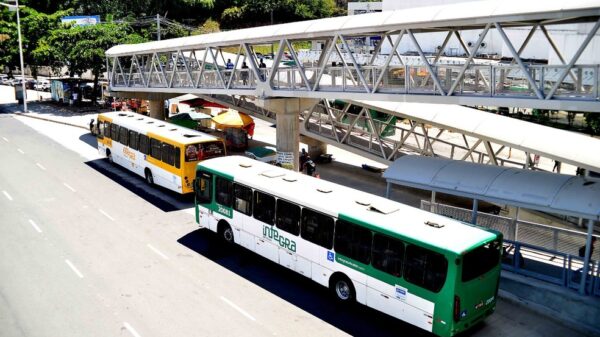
[13,112,90,131]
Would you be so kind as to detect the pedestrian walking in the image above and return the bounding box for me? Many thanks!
[226,59,234,69]
[533,154,540,168]
[303,156,316,177]
[241,62,249,85]
[299,148,308,170]
[553,160,561,173]
[579,237,597,259]
[259,58,267,81]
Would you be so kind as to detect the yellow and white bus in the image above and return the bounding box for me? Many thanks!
[95,112,225,194]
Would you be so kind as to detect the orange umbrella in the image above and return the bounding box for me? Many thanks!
[212,110,254,129]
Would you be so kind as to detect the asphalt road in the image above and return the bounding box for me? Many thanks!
[0,113,585,337]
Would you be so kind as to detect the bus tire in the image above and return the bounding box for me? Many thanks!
[106,149,113,164]
[330,273,355,303]
[217,221,234,244]
[145,169,154,185]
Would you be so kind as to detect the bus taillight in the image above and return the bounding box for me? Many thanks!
[453,295,461,322]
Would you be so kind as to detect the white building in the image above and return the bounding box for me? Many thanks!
[381,0,600,64]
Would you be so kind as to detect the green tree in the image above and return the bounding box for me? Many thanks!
[35,22,145,101]
[220,0,335,29]
[0,6,71,76]
[193,18,220,35]
[584,112,600,135]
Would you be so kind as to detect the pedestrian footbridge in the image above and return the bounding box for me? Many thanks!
[106,0,600,112]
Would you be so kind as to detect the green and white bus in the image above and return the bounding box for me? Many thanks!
[194,156,502,336]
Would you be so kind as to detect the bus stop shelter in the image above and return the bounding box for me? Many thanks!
[383,155,600,294]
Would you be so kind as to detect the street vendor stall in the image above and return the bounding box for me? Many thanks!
[211,110,255,151]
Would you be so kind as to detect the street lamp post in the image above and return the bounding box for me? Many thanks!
[1,0,27,113]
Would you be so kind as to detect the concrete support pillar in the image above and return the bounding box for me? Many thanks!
[301,135,327,159]
[149,100,165,120]
[276,108,300,170]
[256,98,318,171]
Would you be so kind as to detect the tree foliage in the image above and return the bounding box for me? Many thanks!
[1,0,343,79]
[220,0,336,29]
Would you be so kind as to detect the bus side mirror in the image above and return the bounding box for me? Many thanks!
[192,177,199,193]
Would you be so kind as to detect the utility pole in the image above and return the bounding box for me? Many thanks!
[156,14,161,41]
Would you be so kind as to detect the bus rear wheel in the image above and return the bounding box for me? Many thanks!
[145,169,154,185]
[330,274,355,302]
[218,221,234,244]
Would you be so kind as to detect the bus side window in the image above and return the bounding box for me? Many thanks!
[174,147,181,169]
[233,183,252,215]
[150,138,161,159]
[119,126,129,146]
[253,191,275,225]
[275,199,300,236]
[195,171,212,204]
[139,135,149,155]
[215,176,233,207]
[404,245,448,293]
[161,142,175,166]
[110,123,119,140]
[334,219,372,265]
[372,234,404,277]
[129,130,138,150]
[301,208,334,249]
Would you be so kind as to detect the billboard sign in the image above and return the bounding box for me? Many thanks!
[61,16,101,26]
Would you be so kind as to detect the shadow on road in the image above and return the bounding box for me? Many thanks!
[78,132,98,149]
[85,158,194,212]
[177,229,446,337]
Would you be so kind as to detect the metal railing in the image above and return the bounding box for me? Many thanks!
[108,57,600,103]
[421,200,600,296]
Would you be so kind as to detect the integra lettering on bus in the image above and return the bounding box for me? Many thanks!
[263,225,297,252]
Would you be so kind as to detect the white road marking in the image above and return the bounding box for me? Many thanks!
[220,296,256,322]
[147,244,169,260]
[17,148,24,154]
[63,182,76,192]
[98,209,115,221]
[2,190,13,201]
[28,219,42,233]
[36,163,46,170]
[123,322,142,337]
[65,259,84,278]
[2,137,8,142]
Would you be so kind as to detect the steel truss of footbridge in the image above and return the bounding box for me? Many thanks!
[195,93,600,174]
[106,0,600,112]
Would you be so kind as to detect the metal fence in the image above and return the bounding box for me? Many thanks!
[421,200,600,296]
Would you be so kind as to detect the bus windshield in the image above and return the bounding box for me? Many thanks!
[185,141,225,162]
[462,239,501,282]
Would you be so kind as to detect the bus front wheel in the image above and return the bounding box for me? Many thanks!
[330,274,355,302]
[218,221,234,244]
[145,169,154,185]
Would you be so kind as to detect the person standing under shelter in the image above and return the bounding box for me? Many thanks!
[579,236,597,259]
